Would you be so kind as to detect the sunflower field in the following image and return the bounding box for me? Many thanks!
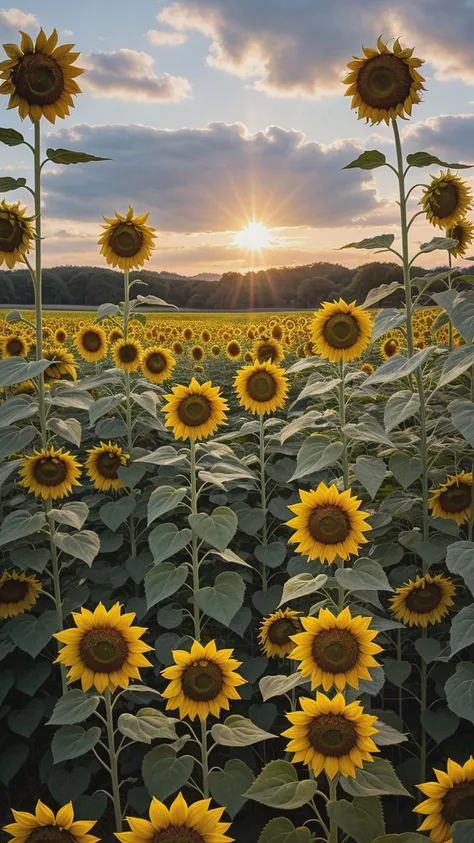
[2,25,474,843]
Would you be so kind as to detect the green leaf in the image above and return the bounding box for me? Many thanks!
[8,698,44,737]
[450,399,474,447]
[0,396,37,428]
[294,376,341,403]
[245,760,319,809]
[136,445,189,466]
[354,457,386,499]
[0,425,37,460]
[8,610,57,658]
[145,562,189,609]
[51,725,101,762]
[188,506,238,551]
[255,542,286,569]
[148,486,187,526]
[49,502,89,530]
[362,281,403,309]
[340,758,410,797]
[211,715,276,747]
[195,571,245,625]
[100,497,136,531]
[446,542,474,596]
[407,151,472,169]
[15,660,51,696]
[373,720,407,746]
[365,348,434,385]
[118,710,180,744]
[259,817,315,843]
[421,708,459,743]
[0,743,29,785]
[48,689,100,725]
[142,745,194,801]
[0,176,27,192]
[89,394,123,425]
[383,659,412,687]
[0,127,25,146]
[0,357,51,387]
[452,821,474,843]
[445,663,474,724]
[278,573,327,607]
[327,797,385,843]
[439,344,474,387]
[290,434,343,481]
[0,458,20,490]
[450,605,474,656]
[414,637,441,664]
[209,759,255,819]
[48,766,90,803]
[343,150,387,170]
[149,522,192,563]
[0,509,46,547]
[340,234,394,251]
[47,416,82,446]
[343,416,394,447]
[389,452,423,489]
[280,410,322,443]
[384,391,420,433]
[53,530,100,566]
[259,673,308,702]
[336,558,393,592]
[372,308,407,341]
[117,462,147,488]
[420,236,458,253]
[46,147,111,165]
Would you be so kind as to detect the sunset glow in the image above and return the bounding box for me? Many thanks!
[234,222,272,251]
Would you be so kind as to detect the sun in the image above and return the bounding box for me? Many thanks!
[235,222,272,251]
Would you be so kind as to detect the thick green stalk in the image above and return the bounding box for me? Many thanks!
[259,415,268,591]
[33,120,46,447]
[201,720,209,798]
[190,440,200,639]
[328,777,338,843]
[392,119,415,358]
[122,269,137,558]
[338,361,349,489]
[104,690,122,831]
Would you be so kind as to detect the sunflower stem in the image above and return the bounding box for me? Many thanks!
[33,119,47,448]
[447,249,454,351]
[328,777,338,843]
[259,414,268,591]
[104,689,122,831]
[190,439,201,639]
[122,269,137,567]
[338,362,349,490]
[201,721,209,797]
[47,500,67,695]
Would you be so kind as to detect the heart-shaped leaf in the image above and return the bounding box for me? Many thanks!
[195,572,245,625]
[188,506,238,551]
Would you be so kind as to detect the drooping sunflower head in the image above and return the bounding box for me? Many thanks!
[0,29,85,123]
[43,346,77,382]
[310,298,373,363]
[253,337,284,365]
[390,572,456,628]
[162,377,228,441]
[191,344,205,362]
[115,793,233,843]
[19,446,82,500]
[3,799,99,843]
[421,171,473,230]
[0,569,41,619]
[415,757,474,843]
[381,337,400,358]
[0,199,35,268]
[108,327,123,345]
[259,609,302,659]
[161,639,246,721]
[448,219,474,259]
[1,333,29,358]
[54,327,67,344]
[113,337,142,373]
[343,36,425,125]
[283,691,379,779]
[54,602,153,694]
[361,362,374,375]
[85,442,129,492]
[12,379,35,395]
[75,324,108,363]
[141,345,175,384]
[226,340,241,360]
[287,482,372,564]
[98,206,156,271]
[290,606,382,692]
[234,360,288,416]
[429,471,472,526]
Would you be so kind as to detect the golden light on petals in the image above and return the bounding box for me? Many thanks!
[429,471,472,526]
[85,441,129,492]
[310,298,373,363]
[75,325,108,363]
[115,792,233,843]
[234,360,288,416]
[259,609,302,658]
[19,446,82,500]
[141,345,175,384]
[0,199,35,269]
[162,377,228,441]
[390,573,456,628]
[3,799,99,843]
[98,206,156,270]
[414,756,474,843]
[421,171,473,230]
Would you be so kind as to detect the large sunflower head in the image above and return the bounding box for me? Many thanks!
[311,299,373,363]
[19,446,82,500]
[98,206,156,271]
[343,36,425,125]
[54,602,153,694]
[283,691,379,779]
[75,324,108,363]
[161,639,246,721]
[390,573,456,628]
[1,333,29,358]
[447,219,474,258]
[141,345,175,384]
[253,337,284,365]
[85,441,129,492]
[0,199,35,268]
[226,340,241,360]
[287,482,372,564]
[113,337,142,373]
[43,346,77,382]
[259,609,302,659]
[421,171,473,230]
[234,360,288,416]
[115,793,233,843]
[3,800,99,843]
[290,607,382,692]
[162,378,228,441]
[0,570,41,619]
[415,757,474,843]
[429,471,472,526]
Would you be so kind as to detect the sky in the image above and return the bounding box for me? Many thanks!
[1,0,474,277]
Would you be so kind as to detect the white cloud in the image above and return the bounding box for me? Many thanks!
[82,49,192,101]
[147,29,188,47]
[402,113,474,165]
[63,29,74,36]
[0,6,37,32]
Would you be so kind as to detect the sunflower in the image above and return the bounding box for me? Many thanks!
[85,442,129,492]
[244,350,253,362]
[141,345,175,384]
[272,323,283,340]
[390,573,455,628]
[183,328,193,342]
[343,36,425,125]
[253,337,284,365]
[43,346,77,382]
[311,299,373,363]
[191,344,204,362]
[226,340,241,360]
[19,446,82,500]
[448,219,474,259]
[75,325,108,363]
[99,206,156,271]
[201,329,211,343]
[108,327,123,345]
[283,692,379,778]
[115,793,233,843]
[381,337,400,358]
[54,327,67,344]
[429,471,472,526]
[259,609,302,658]
[290,607,382,692]
[162,378,228,441]
[211,344,221,356]
[3,800,98,843]
[414,757,474,843]
[12,379,35,395]
[234,360,288,416]
[194,364,204,373]
[361,362,374,375]
[287,482,371,563]
[0,570,41,619]
[172,340,184,355]
[113,338,142,373]
[421,171,473,230]
[161,639,246,721]
[54,602,153,694]
[0,200,35,268]
[2,333,29,357]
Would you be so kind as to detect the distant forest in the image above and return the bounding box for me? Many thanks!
[1,261,473,310]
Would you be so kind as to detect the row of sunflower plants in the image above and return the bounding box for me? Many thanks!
[1,23,474,843]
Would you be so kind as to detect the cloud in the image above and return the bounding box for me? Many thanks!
[402,113,474,165]
[157,0,474,95]
[0,6,37,32]
[82,49,192,101]
[147,29,188,47]
[41,121,385,233]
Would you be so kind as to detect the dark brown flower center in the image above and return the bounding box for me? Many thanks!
[0,579,28,604]
[257,343,277,362]
[146,352,167,373]
[356,53,412,109]
[33,456,67,487]
[178,394,211,427]
[246,371,277,402]
[119,343,139,363]
[323,313,361,349]
[0,215,25,252]
[109,223,143,258]
[97,451,123,479]
[439,482,472,514]
[268,617,300,645]
[56,330,66,343]
[12,53,65,105]
[192,347,204,361]
[428,183,459,220]
[308,506,351,544]
[82,330,102,352]
[110,331,122,343]
[384,339,399,357]
[5,338,23,355]
[153,829,204,843]
[181,660,223,701]
[309,713,357,757]
[443,781,474,825]
[312,628,360,673]
[79,627,129,673]
[26,827,76,843]
[404,582,442,614]
[227,342,240,357]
